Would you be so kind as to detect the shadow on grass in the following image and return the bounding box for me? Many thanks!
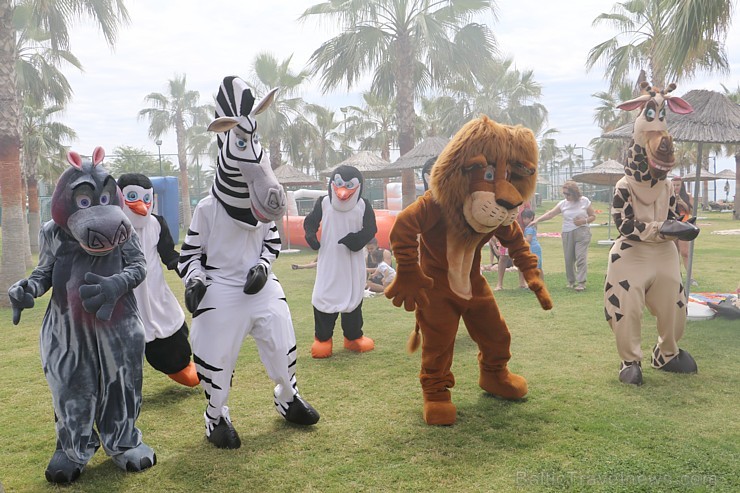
[142,383,201,406]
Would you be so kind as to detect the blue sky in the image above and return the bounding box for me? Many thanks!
[58,0,740,185]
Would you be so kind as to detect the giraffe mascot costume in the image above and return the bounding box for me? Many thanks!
[385,116,552,425]
[604,82,700,386]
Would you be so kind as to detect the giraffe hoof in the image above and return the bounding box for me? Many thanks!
[618,361,643,386]
[652,347,697,374]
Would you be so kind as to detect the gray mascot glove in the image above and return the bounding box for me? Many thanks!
[8,279,36,325]
[79,272,128,321]
[243,264,268,295]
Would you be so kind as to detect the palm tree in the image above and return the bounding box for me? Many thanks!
[22,101,76,254]
[720,83,740,219]
[0,0,129,301]
[589,83,637,162]
[105,145,176,177]
[344,92,397,161]
[586,0,732,90]
[538,128,561,198]
[185,115,217,206]
[301,0,499,207]
[138,74,209,226]
[436,57,549,136]
[248,52,309,170]
[300,104,345,173]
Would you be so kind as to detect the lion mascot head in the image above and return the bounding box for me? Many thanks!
[430,116,538,243]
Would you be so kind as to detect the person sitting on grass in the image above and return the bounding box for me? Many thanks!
[366,248,396,293]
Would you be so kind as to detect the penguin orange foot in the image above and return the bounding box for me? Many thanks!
[344,336,375,353]
[311,338,333,358]
[167,361,200,387]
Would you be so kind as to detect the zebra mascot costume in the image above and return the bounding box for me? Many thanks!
[178,76,319,449]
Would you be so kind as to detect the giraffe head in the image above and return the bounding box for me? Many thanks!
[618,82,693,182]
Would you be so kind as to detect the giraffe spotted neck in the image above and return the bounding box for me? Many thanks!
[624,140,662,188]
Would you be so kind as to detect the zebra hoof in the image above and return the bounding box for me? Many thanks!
[652,347,698,374]
[45,450,83,484]
[618,361,643,386]
[285,395,320,425]
[207,418,241,449]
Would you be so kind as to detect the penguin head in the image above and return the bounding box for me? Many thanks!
[328,165,364,212]
[117,173,154,229]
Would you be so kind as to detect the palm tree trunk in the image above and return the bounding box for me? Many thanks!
[269,139,282,170]
[396,35,417,209]
[21,177,32,266]
[26,176,40,254]
[734,152,740,221]
[0,1,29,304]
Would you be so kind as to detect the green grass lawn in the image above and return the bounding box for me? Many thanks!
[1,203,738,492]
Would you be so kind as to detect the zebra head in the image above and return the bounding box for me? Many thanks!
[208,76,286,223]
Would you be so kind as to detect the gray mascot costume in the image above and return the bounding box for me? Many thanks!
[8,147,155,483]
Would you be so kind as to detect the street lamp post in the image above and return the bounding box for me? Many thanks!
[710,155,717,202]
[155,139,163,176]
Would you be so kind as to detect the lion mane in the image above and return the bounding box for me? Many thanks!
[429,115,538,243]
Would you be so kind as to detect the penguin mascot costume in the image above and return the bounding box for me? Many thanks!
[304,165,378,358]
[117,173,199,387]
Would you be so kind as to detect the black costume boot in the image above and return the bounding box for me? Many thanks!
[618,361,643,386]
[207,417,241,449]
[285,394,320,425]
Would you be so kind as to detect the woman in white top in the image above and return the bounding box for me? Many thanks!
[531,180,596,291]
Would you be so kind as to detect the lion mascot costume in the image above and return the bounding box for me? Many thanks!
[385,116,553,425]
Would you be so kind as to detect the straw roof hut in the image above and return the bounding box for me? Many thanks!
[715,168,736,180]
[572,160,625,186]
[274,164,322,188]
[387,136,450,171]
[603,90,740,144]
[320,151,396,179]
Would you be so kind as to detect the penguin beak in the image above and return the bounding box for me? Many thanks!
[333,185,357,202]
[126,200,151,216]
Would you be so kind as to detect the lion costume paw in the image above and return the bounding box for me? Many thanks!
[479,368,528,400]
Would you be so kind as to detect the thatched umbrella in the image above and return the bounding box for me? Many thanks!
[602,89,740,296]
[572,160,626,242]
[273,164,322,252]
[274,164,322,188]
[714,168,735,202]
[320,151,396,209]
[715,168,736,180]
[387,136,450,171]
[320,151,395,179]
